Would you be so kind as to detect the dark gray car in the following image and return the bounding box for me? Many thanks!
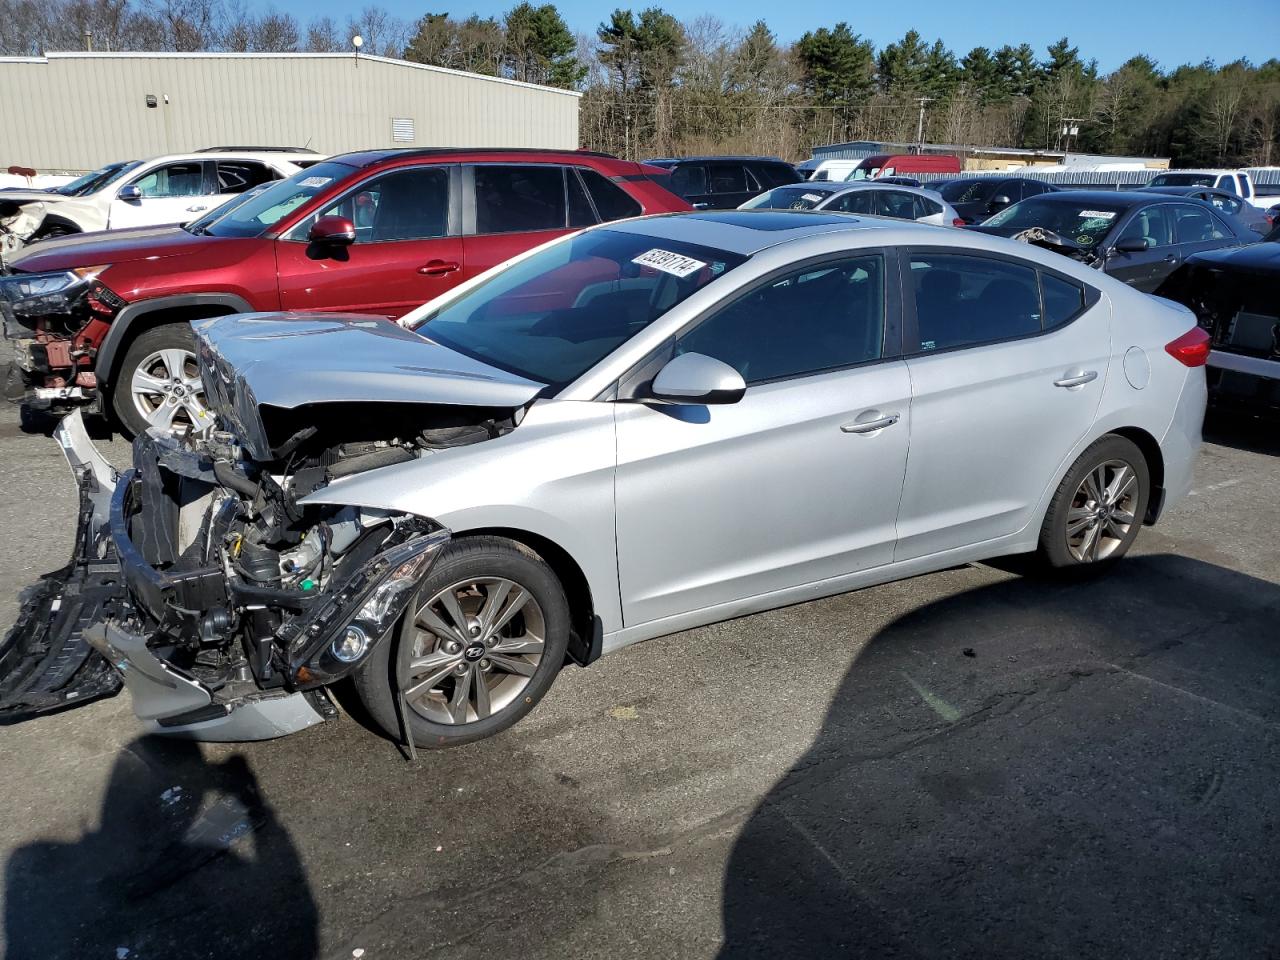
[1140,184,1272,236]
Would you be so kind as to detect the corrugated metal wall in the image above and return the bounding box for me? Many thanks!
[0,53,582,170]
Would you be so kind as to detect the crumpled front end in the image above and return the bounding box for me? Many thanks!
[0,410,451,740]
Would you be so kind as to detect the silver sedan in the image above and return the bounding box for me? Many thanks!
[21,210,1208,749]
[740,181,964,226]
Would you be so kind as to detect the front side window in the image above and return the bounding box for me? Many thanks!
[306,166,450,242]
[1172,203,1229,243]
[201,160,356,238]
[824,190,874,214]
[474,165,566,234]
[910,253,1042,351]
[1116,205,1174,248]
[579,168,642,221]
[215,160,279,195]
[413,230,744,388]
[708,163,748,194]
[875,190,918,220]
[671,164,707,196]
[131,161,207,198]
[677,255,885,384]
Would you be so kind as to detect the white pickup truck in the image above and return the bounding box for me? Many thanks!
[1145,170,1274,210]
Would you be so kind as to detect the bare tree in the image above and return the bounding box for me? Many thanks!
[305,14,341,52]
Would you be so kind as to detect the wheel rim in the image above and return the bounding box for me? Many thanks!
[1066,458,1139,562]
[130,347,210,435]
[401,576,546,725]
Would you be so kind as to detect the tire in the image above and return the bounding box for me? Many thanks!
[1038,434,1150,572]
[31,220,78,242]
[110,322,211,439]
[353,536,571,749]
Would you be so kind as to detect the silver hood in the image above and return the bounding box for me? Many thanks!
[193,312,545,459]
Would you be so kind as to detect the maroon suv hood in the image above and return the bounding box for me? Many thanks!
[10,226,216,273]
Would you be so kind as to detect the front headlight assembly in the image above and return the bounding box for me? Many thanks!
[0,265,112,319]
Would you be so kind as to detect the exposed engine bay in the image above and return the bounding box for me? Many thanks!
[1010,226,1104,267]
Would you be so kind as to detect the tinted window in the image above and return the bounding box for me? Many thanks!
[911,254,1041,351]
[876,190,918,220]
[1236,174,1250,197]
[416,230,744,387]
[759,162,802,187]
[1217,175,1238,195]
[1041,273,1086,329]
[567,169,596,227]
[1202,192,1241,216]
[1022,180,1047,197]
[677,255,885,384]
[671,164,707,196]
[309,166,450,242]
[215,160,278,194]
[1173,204,1229,242]
[1148,173,1215,188]
[131,161,207,197]
[914,194,942,219]
[1116,205,1174,248]
[475,165,566,233]
[580,167,642,221]
[707,163,747,194]
[938,180,997,203]
[824,190,874,214]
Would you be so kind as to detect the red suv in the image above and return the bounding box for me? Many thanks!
[1,148,688,436]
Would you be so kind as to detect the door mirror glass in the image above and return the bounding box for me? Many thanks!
[989,195,1012,210]
[117,184,142,201]
[1114,236,1150,253]
[650,352,746,405]
[309,215,357,246]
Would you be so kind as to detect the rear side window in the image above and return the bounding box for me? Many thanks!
[826,191,874,215]
[758,163,801,187]
[216,160,278,194]
[914,195,941,218]
[1173,204,1229,242]
[579,168,642,221]
[474,165,566,233]
[1041,273,1086,329]
[876,191,917,220]
[707,163,747,194]
[677,255,885,384]
[670,164,706,197]
[1236,174,1249,197]
[567,169,596,227]
[910,254,1042,352]
[1217,175,1238,195]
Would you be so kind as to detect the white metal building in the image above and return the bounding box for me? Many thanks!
[0,52,582,171]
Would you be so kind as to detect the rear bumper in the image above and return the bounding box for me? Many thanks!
[1157,370,1208,519]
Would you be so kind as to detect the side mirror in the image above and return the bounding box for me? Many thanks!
[989,195,1012,210]
[309,215,356,246]
[1114,236,1150,254]
[117,184,142,201]
[650,352,745,405]
[691,202,711,210]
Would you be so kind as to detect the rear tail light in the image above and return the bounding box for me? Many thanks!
[952,217,966,227]
[1165,326,1211,367]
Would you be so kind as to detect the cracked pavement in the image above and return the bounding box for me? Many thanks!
[1,351,1278,959]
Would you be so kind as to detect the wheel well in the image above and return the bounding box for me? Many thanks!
[105,304,238,387]
[37,214,82,235]
[456,527,600,666]
[1109,426,1164,523]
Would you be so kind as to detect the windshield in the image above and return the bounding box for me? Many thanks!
[413,229,746,388]
[199,161,355,238]
[52,160,141,197]
[184,182,276,235]
[740,186,834,210]
[1148,173,1215,188]
[846,166,881,181]
[938,179,997,203]
[984,197,1126,247]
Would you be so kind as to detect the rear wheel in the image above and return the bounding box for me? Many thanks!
[111,323,212,438]
[353,536,571,749]
[1038,435,1149,571]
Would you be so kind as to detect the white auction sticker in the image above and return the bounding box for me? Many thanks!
[299,176,333,188]
[631,249,707,278]
[1077,210,1116,220]
[801,193,823,202]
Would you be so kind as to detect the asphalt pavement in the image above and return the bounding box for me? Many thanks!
[1,352,1278,959]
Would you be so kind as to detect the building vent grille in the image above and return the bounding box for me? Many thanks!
[391,118,415,142]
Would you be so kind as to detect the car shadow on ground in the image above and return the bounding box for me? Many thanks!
[3,738,318,960]
[1203,407,1280,456]
[718,553,1280,959]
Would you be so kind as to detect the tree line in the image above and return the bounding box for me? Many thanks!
[3,0,1277,167]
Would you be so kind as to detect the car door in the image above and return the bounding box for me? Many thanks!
[460,163,577,282]
[1171,203,1237,267]
[705,162,757,209]
[275,163,463,319]
[107,160,212,228]
[614,252,911,626]
[896,249,1108,560]
[670,163,712,208]
[1105,204,1177,292]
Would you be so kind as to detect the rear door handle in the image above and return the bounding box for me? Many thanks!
[841,412,900,434]
[419,260,460,277]
[1054,370,1098,388]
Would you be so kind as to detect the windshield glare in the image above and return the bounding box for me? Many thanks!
[200,161,355,238]
[984,198,1124,247]
[413,230,746,388]
[740,186,833,210]
[53,160,140,197]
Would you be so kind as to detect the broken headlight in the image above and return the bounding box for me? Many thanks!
[0,265,110,316]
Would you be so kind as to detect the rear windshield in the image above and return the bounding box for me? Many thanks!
[195,161,356,238]
[937,179,998,203]
[412,229,745,388]
[984,197,1126,247]
[740,185,835,210]
[1148,173,1215,188]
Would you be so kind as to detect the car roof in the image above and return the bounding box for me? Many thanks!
[644,156,789,165]
[328,147,631,171]
[1025,189,1183,207]
[141,150,325,165]
[1141,185,1226,196]
[601,209,928,255]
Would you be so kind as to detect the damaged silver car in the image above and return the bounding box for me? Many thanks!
[0,212,1206,747]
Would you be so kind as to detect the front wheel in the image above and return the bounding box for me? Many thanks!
[110,323,212,439]
[1038,434,1150,571]
[353,536,571,749]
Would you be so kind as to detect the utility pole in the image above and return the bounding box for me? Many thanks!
[1060,117,1086,158]
[83,30,92,51]
[915,97,934,150]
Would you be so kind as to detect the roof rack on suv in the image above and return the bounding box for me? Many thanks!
[196,146,316,153]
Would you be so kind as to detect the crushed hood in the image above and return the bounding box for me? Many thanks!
[194,313,546,459]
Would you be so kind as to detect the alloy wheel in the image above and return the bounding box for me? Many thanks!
[130,347,210,434]
[401,576,546,725]
[1066,459,1139,562]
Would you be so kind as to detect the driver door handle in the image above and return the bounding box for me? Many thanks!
[841,413,900,434]
[1054,370,1098,388]
[419,259,460,276]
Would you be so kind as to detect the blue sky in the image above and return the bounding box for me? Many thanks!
[327,0,1280,73]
